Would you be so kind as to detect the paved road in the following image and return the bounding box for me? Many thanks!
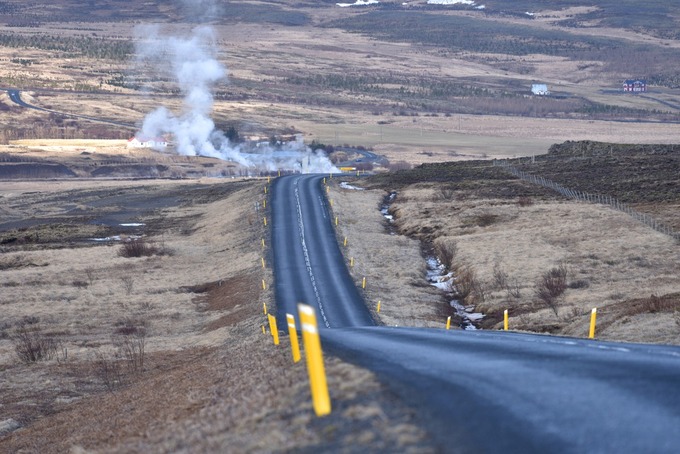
[271,174,374,329]
[271,174,680,453]
[6,88,136,128]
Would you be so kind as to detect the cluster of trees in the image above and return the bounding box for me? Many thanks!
[0,33,133,60]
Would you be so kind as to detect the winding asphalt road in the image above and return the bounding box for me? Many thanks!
[271,173,680,453]
[6,88,136,128]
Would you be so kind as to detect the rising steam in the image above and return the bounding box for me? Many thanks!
[134,25,338,174]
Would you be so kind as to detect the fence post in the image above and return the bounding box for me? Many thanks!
[298,304,331,417]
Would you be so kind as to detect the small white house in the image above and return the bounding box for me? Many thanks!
[531,84,550,96]
[127,136,168,149]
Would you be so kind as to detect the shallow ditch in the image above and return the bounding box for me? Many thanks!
[380,190,484,329]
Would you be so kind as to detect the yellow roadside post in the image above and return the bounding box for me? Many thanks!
[261,325,266,334]
[504,309,509,331]
[446,316,451,330]
[267,314,279,345]
[261,257,266,269]
[286,313,301,363]
[376,300,381,313]
[335,216,338,226]
[343,237,348,247]
[362,277,366,289]
[261,238,265,249]
[263,199,266,208]
[263,216,267,227]
[263,302,267,315]
[278,170,281,177]
[589,308,597,339]
[267,176,271,184]
[350,257,354,267]
[298,303,331,417]
[264,185,268,194]
[262,279,267,290]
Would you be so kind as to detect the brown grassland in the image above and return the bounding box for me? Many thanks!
[1,0,680,450]
[0,179,434,451]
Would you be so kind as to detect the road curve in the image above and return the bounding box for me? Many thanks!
[6,88,136,128]
[271,173,680,452]
[270,174,374,329]
[322,327,680,453]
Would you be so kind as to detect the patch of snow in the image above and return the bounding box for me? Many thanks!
[427,0,476,5]
[340,182,365,191]
[120,223,145,227]
[525,11,535,16]
[337,0,379,7]
[0,419,21,436]
[475,4,485,9]
[90,235,142,242]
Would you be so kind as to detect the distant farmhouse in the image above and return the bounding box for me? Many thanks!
[531,83,550,95]
[623,79,647,93]
[127,136,168,149]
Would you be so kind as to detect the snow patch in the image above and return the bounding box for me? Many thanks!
[427,0,475,5]
[120,223,146,227]
[340,182,365,191]
[337,0,379,7]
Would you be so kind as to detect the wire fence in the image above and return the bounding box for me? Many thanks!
[494,159,680,241]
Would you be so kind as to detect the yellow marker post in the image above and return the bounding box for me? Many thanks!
[262,279,266,290]
[362,277,366,289]
[267,176,271,184]
[589,308,597,339]
[376,300,381,313]
[446,316,451,330]
[263,199,266,208]
[261,325,266,334]
[350,257,354,267]
[326,186,330,194]
[323,177,326,185]
[329,173,333,180]
[264,185,268,194]
[298,304,331,417]
[343,237,347,247]
[263,302,267,315]
[335,216,338,226]
[263,216,267,227]
[504,309,509,331]
[261,257,266,269]
[261,238,265,249]
[286,313,301,363]
[278,170,281,177]
[267,314,279,345]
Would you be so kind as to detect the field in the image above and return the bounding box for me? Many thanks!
[0,178,434,451]
[1,0,680,449]
[333,143,680,342]
[0,1,680,160]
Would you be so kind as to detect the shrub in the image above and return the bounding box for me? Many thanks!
[517,196,534,207]
[11,324,64,364]
[535,264,568,316]
[473,212,498,227]
[568,279,590,289]
[434,240,457,270]
[451,264,485,304]
[492,261,508,290]
[118,239,158,258]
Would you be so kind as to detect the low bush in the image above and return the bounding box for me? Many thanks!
[118,239,158,258]
[434,240,457,270]
[535,264,568,316]
[11,323,65,364]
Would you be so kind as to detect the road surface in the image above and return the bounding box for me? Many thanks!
[270,173,680,452]
[6,88,136,128]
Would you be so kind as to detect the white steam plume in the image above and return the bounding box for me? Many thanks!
[134,25,338,174]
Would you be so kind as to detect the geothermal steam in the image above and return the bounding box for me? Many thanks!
[135,26,338,173]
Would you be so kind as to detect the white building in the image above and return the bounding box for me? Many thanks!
[531,84,550,96]
[127,136,168,149]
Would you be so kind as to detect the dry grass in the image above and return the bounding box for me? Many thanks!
[329,182,447,329]
[330,178,679,343]
[0,177,437,452]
